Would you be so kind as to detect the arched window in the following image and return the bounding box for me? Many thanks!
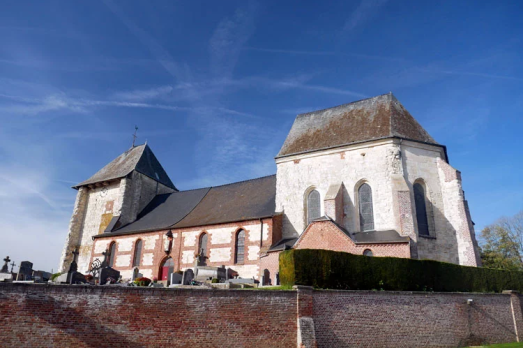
[358,183,374,231]
[108,242,116,267]
[363,249,373,257]
[307,190,321,224]
[414,183,430,236]
[199,233,208,257]
[235,230,245,264]
[133,239,142,267]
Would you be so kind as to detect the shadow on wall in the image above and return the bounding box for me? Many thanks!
[22,292,143,348]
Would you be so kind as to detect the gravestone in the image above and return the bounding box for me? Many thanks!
[18,261,33,281]
[97,249,120,285]
[1,256,9,273]
[0,256,12,282]
[55,249,88,284]
[182,269,194,285]
[170,272,183,285]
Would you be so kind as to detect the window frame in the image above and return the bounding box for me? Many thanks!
[132,239,143,267]
[234,229,246,265]
[358,182,375,232]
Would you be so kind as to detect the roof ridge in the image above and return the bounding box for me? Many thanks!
[296,93,390,117]
[205,174,276,190]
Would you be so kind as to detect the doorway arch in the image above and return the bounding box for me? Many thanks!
[160,257,175,283]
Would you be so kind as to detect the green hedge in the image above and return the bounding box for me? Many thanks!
[279,249,523,292]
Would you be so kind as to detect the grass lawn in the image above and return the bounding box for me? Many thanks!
[468,343,523,348]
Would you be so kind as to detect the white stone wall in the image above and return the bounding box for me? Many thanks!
[276,140,397,238]
[77,182,123,273]
[401,141,458,263]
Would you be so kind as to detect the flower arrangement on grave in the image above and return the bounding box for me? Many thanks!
[133,277,152,287]
[106,277,116,284]
[152,277,158,284]
[85,274,93,282]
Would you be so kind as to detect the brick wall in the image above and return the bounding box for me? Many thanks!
[313,290,521,348]
[0,283,297,348]
[294,219,411,258]
[2,283,523,348]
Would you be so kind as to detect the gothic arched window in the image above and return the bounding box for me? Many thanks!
[235,230,245,264]
[199,233,208,257]
[307,190,321,224]
[133,239,142,267]
[414,183,430,236]
[108,242,116,267]
[358,183,374,231]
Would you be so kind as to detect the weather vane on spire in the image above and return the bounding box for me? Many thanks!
[132,126,138,147]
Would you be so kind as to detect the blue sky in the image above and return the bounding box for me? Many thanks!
[0,0,521,273]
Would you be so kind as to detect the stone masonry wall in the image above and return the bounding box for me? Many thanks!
[401,140,458,264]
[276,140,398,238]
[0,283,297,348]
[2,284,523,348]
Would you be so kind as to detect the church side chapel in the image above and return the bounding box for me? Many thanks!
[59,93,481,286]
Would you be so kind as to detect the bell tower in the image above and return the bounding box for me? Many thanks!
[58,144,176,273]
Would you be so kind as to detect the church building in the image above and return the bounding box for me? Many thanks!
[59,93,481,285]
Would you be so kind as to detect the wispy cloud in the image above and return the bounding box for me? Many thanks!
[416,68,523,82]
[112,86,174,101]
[209,1,258,79]
[103,0,185,82]
[244,46,406,62]
[342,0,389,33]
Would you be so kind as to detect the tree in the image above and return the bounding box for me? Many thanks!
[480,210,523,271]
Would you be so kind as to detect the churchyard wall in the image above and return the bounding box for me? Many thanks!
[0,283,297,348]
[1,283,523,348]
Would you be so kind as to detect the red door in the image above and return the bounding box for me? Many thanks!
[161,258,175,281]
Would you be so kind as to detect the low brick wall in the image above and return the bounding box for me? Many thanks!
[2,283,523,348]
[0,283,297,348]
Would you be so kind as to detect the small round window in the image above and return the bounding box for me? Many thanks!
[363,249,373,257]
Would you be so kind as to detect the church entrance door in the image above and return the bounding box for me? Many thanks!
[160,257,175,282]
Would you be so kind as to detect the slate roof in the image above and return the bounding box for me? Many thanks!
[102,175,277,236]
[277,93,438,158]
[73,144,176,190]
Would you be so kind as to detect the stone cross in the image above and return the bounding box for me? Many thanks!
[101,250,109,267]
[10,261,16,273]
[1,256,10,273]
[72,248,79,263]
[68,249,79,273]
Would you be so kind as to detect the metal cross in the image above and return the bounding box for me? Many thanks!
[3,256,10,264]
[132,126,138,147]
[10,261,16,273]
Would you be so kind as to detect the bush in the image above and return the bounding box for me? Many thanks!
[211,278,219,283]
[279,249,523,293]
[50,273,62,282]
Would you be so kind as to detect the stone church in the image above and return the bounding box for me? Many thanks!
[59,93,481,285]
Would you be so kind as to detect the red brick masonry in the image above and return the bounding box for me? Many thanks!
[1,283,522,348]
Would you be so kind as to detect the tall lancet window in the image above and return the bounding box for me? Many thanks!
[108,242,116,267]
[235,230,245,264]
[359,183,374,231]
[414,183,430,236]
[133,239,142,267]
[199,233,208,256]
[307,190,321,224]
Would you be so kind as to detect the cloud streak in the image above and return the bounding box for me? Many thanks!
[342,0,389,33]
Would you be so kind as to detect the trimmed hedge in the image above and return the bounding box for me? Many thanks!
[279,249,523,292]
